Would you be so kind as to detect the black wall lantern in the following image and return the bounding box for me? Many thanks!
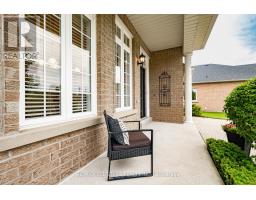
[138,53,146,66]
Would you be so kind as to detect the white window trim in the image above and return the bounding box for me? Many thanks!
[192,89,198,102]
[115,15,133,112]
[19,14,97,130]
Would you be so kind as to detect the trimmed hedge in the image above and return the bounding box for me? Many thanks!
[206,138,256,185]
[192,104,202,116]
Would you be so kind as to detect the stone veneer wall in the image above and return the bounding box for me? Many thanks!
[150,47,185,123]
[0,14,148,184]
[0,15,3,136]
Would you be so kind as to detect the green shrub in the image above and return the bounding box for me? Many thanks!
[192,104,202,116]
[206,138,256,185]
[224,78,256,143]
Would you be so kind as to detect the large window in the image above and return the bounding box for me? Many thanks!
[72,14,92,114]
[115,16,133,111]
[20,14,96,128]
[24,14,61,119]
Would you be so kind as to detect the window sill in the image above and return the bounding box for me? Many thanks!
[0,116,104,152]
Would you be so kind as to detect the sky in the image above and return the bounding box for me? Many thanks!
[192,14,256,66]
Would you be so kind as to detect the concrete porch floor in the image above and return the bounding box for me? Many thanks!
[60,121,223,185]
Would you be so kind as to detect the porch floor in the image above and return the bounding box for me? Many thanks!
[60,121,223,185]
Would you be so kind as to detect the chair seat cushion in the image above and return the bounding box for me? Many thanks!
[112,131,151,151]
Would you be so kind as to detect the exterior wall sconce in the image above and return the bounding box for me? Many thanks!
[138,53,146,66]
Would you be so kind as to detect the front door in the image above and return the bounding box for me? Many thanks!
[140,66,146,118]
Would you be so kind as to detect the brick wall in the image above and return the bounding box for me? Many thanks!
[193,81,244,112]
[150,47,184,123]
[0,15,3,136]
[96,15,115,115]
[0,14,148,184]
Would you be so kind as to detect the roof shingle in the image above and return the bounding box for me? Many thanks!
[192,64,256,83]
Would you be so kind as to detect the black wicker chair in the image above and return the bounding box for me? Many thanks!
[103,110,154,181]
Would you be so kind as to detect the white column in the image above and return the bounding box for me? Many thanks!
[185,53,193,123]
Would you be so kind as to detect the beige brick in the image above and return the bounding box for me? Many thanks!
[50,145,72,161]
[0,151,9,161]
[10,173,32,185]
[19,155,50,176]
[60,168,73,180]
[4,124,19,135]
[32,143,59,159]
[5,91,19,101]
[5,102,19,113]
[60,160,72,173]
[32,159,60,179]
[5,80,19,90]
[60,149,79,164]
[4,60,19,68]
[49,174,60,185]
[4,113,18,125]
[60,136,79,148]
[30,173,50,185]
[50,167,60,178]
[0,168,18,184]
[0,153,32,173]
[5,67,19,80]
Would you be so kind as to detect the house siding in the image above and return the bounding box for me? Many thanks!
[150,48,184,123]
[0,14,148,184]
[193,81,244,112]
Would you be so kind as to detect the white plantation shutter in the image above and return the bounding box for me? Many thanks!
[72,14,92,114]
[24,14,61,119]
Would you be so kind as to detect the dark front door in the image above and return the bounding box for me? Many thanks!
[140,66,146,118]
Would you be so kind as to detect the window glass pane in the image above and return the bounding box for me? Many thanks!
[83,94,91,112]
[115,43,122,108]
[83,15,91,37]
[124,50,130,107]
[72,94,82,113]
[72,14,81,30]
[24,14,61,119]
[72,14,92,113]
[192,89,197,101]
[124,34,130,47]
[83,35,91,55]
[116,25,121,39]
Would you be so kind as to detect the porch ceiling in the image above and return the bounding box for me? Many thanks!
[127,14,217,54]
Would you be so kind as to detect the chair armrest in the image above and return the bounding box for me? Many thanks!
[123,120,141,130]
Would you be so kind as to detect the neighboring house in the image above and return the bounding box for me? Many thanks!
[0,14,216,184]
[192,64,256,112]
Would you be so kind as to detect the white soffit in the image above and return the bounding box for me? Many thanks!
[127,14,184,52]
[127,14,217,54]
[183,14,217,54]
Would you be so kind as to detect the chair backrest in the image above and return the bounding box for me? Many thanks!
[103,110,111,134]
